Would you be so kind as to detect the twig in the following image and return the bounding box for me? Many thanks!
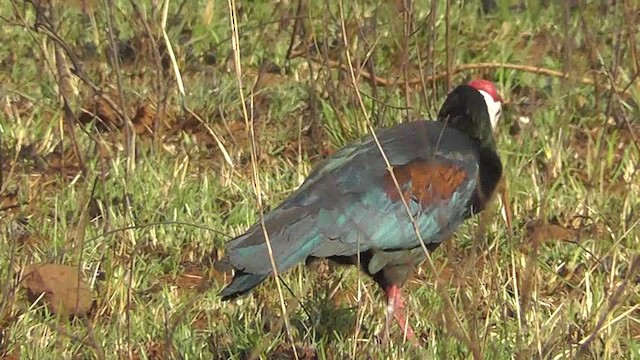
[81,316,106,360]
[226,0,299,359]
[103,1,138,358]
[105,0,135,174]
[402,0,413,116]
[156,0,233,169]
[288,52,630,94]
[71,177,104,359]
[578,256,640,354]
[52,30,86,173]
[337,0,477,355]
[444,0,452,90]
[0,125,3,191]
[17,2,125,120]
[161,0,186,102]
[12,0,126,185]
[58,221,232,259]
[128,0,170,152]
[183,108,234,167]
[284,0,305,61]
[428,1,438,112]
[12,1,87,173]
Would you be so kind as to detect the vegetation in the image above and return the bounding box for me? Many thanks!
[0,0,638,359]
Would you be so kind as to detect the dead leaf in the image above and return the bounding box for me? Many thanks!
[44,147,83,180]
[78,97,120,131]
[0,192,18,211]
[132,103,155,135]
[272,344,317,360]
[0,348,20,360]
[161,269,204,290]
[192,312,209,330]
[130,340,175,360]
[21,263,94,317]
[526,220,575,247]
[167,273,203,289]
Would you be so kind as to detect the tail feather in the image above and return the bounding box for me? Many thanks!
[219,271,269,301]
[216,208,324,300]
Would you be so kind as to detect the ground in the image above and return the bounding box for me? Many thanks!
[0,1,639,359]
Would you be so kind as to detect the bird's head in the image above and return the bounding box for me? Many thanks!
[437,79,504,149]
[467,79,502,130]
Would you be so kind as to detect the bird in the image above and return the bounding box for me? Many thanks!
[215,79,504,343]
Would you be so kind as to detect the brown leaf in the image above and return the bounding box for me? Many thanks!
[0,348,20,360]
[272,344,317,360]
[130,340,174,360]
[164,272,204,289]
[526,220,575,247]
[192,312,209,330]
[44,148,83,180]
[162,267,206,290]
[21,263,94,317]
[0,192,18,211]
[78,97,120,131]
[132,104,156,135]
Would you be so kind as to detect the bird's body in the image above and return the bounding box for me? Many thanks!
[215,80,504,342]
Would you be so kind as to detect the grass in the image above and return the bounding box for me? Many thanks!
[1,0,639,359]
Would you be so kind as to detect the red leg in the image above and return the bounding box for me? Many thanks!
[380,285,417,344]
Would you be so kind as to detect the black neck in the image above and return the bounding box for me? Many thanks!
[437,85,503,214]
[471,146,503,213]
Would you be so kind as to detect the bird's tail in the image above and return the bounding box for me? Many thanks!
[218,271,268,301]
[214,208,322,301]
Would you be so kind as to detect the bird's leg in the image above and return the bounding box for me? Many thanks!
[383,285,416,343]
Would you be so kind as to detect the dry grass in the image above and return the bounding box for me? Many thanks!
[0,0,639,359]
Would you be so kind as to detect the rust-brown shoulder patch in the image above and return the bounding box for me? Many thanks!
[383,160,468,208]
